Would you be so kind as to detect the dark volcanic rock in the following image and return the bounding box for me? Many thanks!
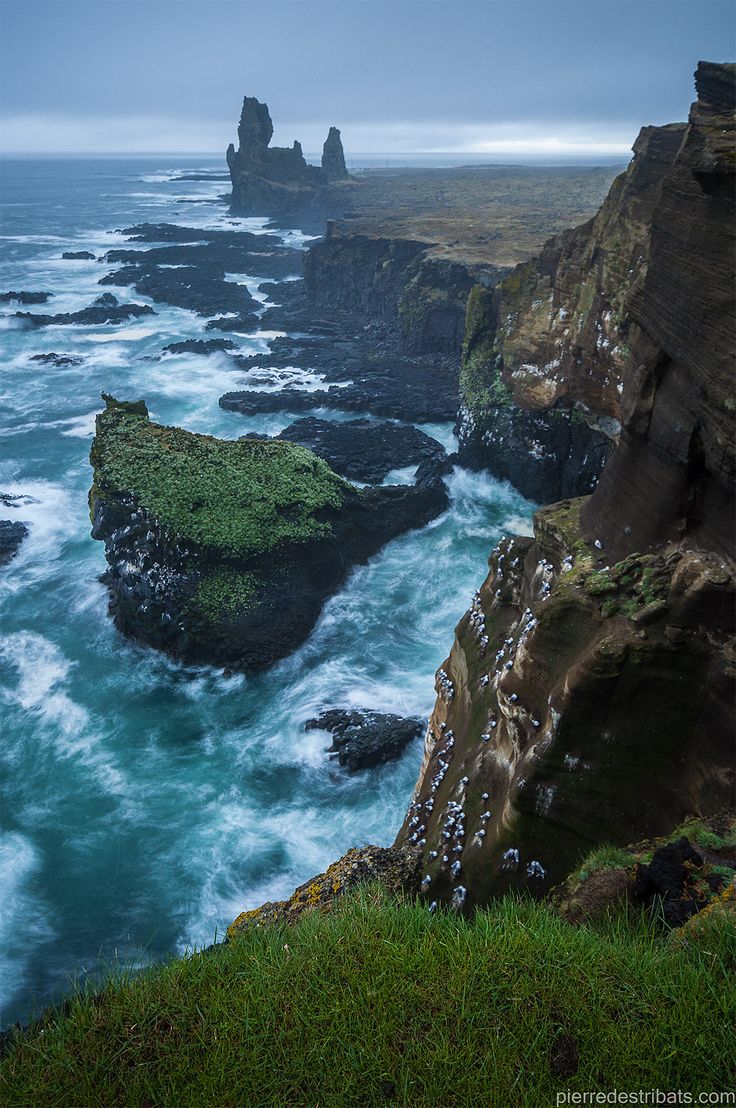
[221,344,460,422]
[0,291,52,305]
[118,223,279,247]
[162,338,237,356]
[321,127,349,181]
[460,396,613,503]
[90,397,448,672]
[99,263,258,319]
[273,417,446,483]
[98,224,301,320]
[0,520,29,565]
[61,251,96,260]
[632,837,709,926]
[29,352,84,367]
[226,95,354,219]
[305,709,424,771]
[16,293,154,328]
[305,228,493,358]
[204,313,261,333]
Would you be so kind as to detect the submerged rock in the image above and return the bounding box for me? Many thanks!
[89,396,448,671]
[98,223,299,321]
[0,290,52,304]
[61,251,95,260]
[161,338,237,356]
[305,709,424,771]
[29,352,84,367]
[16,292,154,328]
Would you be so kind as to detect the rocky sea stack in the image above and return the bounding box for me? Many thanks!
[89,396,448,671]
[395,61,736,906]
[227,96,354,219]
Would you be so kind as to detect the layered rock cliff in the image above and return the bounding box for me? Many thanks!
[227,97,353,219]
[89,396,447,671]
[394,61,736,908]
[457,118,696,499]
[304,224,500,358]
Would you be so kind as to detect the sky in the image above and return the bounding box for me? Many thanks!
[0,0,733,157]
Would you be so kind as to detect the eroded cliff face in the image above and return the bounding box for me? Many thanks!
[304,224,503,359]
[395,62,736,909]
[458,120,690,500]
[227,97,353,219]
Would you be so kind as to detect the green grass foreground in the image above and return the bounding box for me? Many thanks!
[2,890,734,1106]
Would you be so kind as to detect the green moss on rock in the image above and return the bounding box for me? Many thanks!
[90,396,350,559]
[189,568,260,621]
[460,284,512,416]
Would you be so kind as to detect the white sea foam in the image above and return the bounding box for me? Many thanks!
[0,832,54,1012]
[0,632,132,803]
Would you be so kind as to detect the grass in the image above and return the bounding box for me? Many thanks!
[90,397,350,560]
[2,888,734,1107]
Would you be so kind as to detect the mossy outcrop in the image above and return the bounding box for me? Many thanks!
[228,844,420,935]
[89,396,448,670]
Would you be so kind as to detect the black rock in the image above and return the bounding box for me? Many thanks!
[205,313,261,334]
[0,520,29,566]
[0,290,52,304]
[631,836,708,926]
[458,402,613,502]
[61,251,96,260]
[29,352,84,367]
[162,338,237,356]
[275,417,446,483]
[15,293,155,328]
[305,709,424,771]
[322,127,349,181]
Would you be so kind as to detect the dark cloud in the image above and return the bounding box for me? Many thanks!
[1,0,733,153]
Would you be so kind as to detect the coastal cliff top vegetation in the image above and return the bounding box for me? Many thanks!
[90,396,350,559]
[338,163,622,267]
[2,888,733,1106]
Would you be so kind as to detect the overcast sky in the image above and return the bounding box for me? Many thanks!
[1,0,733,156]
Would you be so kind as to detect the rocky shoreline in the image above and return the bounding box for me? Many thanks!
[4,65,731,945]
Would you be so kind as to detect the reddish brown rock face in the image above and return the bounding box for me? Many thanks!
[400,62,736,908]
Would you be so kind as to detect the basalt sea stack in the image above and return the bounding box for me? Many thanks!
[394,61,736,907]
[227,96,353,218]
[89,396,447,671]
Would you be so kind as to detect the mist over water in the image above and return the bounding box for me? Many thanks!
[0,157,533,1026]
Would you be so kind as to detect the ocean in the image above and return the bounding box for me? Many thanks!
[0,155,533,1027]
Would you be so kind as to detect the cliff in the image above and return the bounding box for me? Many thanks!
[458,64,736,514]
[302,164,617,363]
[393,61,736,905]
[227,96,354,218]
[89,396,447,671]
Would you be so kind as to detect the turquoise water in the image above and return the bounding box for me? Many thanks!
[0,157,533,1026]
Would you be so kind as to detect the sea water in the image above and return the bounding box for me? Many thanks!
[0,156,533,1026]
